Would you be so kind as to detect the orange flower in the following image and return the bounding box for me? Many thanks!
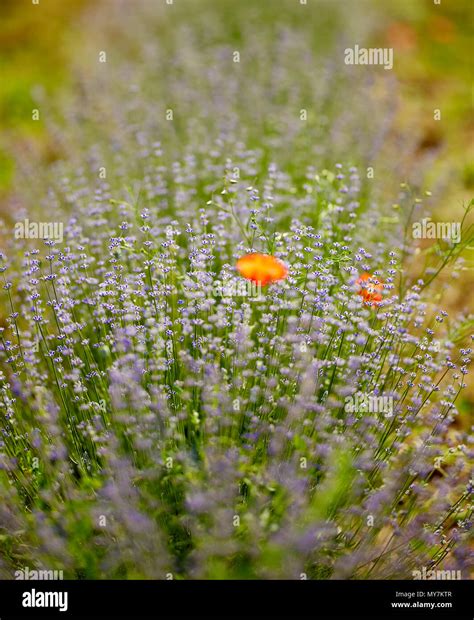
[356,272,383,306]
[236,253,288,286]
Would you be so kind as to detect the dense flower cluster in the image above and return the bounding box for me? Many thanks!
[0,0,472,580]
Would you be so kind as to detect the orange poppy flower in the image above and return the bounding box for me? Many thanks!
[356,272,383,306]
[236,253,288,286]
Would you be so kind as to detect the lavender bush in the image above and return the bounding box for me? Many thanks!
[0,0,472,580]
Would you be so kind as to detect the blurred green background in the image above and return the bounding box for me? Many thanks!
[1,0,472,191]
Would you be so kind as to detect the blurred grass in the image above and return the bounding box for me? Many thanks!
[1,0,471,207]
[1,0,471,192]
[378,0,473,206]
[0,0,89,194]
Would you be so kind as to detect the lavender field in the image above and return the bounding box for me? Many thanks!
[0,0,472,583]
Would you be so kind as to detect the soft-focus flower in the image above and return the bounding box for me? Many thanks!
[356,272,383,306]
[236,253,288,286]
